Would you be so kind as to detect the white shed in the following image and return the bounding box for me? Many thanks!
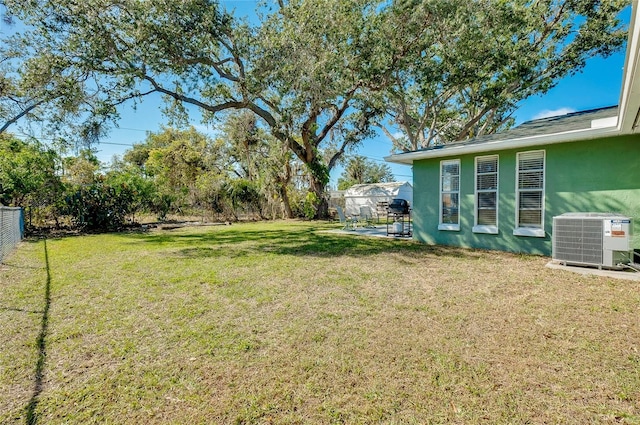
[344,181,413,217]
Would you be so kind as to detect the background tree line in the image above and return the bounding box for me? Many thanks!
[0,0,630,222]
[0,111,393,231]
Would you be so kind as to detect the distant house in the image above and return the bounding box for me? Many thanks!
[344,181,413,217]
[385,4,640,256]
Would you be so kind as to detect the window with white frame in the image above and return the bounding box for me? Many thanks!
[474,155,498,233]
[515,150,545,237]
[439,159,460,230]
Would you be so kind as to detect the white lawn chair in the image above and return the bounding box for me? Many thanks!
[336,206,357,230]
[359,206,376,228]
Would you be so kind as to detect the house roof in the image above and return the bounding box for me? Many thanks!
[385,106,618,164]
[386,107,620,164]
[386,2,640,166]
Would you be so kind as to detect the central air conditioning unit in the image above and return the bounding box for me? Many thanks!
[552,213,633,269]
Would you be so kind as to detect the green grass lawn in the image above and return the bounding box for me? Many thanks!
[1,221,639,424]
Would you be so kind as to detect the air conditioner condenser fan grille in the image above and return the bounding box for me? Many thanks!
[553,219,603,265]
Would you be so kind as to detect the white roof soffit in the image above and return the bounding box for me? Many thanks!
[619,0,640,134]
[384,125,619,165]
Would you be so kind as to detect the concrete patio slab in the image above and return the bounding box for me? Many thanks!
[546,261,640,281]
[326,225,413,239]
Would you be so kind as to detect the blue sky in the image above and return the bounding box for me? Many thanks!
[90,1,630,188]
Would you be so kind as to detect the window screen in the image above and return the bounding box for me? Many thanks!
[475,156,498,226]
[517,151,544,229]
[440,160,460,225]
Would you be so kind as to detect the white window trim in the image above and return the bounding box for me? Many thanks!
[473,155,499,235]
[473,225,499,234]
[513,227,546,237]
[439,159,460,231]
[514,150,545,238]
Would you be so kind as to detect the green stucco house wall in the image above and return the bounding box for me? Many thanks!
[411,133,640,256]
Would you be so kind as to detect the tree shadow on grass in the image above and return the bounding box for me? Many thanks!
[120,224,477,260]
[24,239,51,425]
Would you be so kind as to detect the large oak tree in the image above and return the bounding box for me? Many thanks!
[3,0,392,216]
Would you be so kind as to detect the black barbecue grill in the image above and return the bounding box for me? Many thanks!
[388,198,410,214]
[386,198,411,237]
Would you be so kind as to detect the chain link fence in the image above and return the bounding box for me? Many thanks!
[0,206,24,263]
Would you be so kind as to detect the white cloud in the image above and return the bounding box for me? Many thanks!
[532,107,576,120]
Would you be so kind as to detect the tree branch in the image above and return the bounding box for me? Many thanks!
[180,56,240,82]
[143,74,244,114]
[376,123,399,145]
[242,101,309,165]
[0,99,46,134]
[455,104,492,141]
[316,85,359,143]
[219,36,245,81]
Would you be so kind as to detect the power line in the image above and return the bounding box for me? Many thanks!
[99,141,136,147]
[14,132,136,147]
[113,126,151,133]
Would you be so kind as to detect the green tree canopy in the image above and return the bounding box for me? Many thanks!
[62,150,101,186]
[337,155,394,190]
[377,0,629,152]
[0,7,115,151]
[0,133,62,207]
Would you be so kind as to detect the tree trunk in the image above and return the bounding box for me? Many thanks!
[276,156,294,219]
[279,185,294,219]
[309,174,329,219]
